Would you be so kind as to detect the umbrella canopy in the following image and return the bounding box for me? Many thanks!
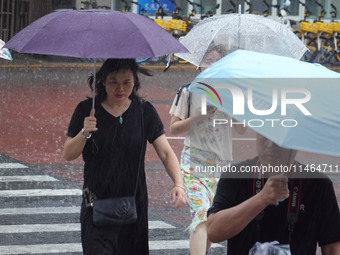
[175,13,307,67]
[5,9,188,59]
[0,39,13,61]
[5,9,188,113]
[190,50,340,156]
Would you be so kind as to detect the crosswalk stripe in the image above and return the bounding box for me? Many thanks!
[167,137,256,141]
[0,189,81,197]
[0,240,223,254]
[0,206,80,215]
[0,243,82,254]
[0,223,80,233]
[0,175,58,182]
[0,221,175,233]
[0,161,225,254]
[149,221,175,229]
[149,240,224,250]
[0,163,28,169]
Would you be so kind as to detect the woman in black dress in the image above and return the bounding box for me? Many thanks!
[63,59,186,255]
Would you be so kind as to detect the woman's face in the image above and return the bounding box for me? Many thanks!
[103,69,134,102]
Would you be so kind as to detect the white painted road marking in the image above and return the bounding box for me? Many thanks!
[0,175,58,182]
[0,223,80,233]
[149,221,175,229]
[0,241,223,254]
[0,206,80,215]
[0,221,175,233]
[0,243,82,254]
[150,240,223,250]
[0,189,82,197]
[0,163,28,169]
[167,137,256,141]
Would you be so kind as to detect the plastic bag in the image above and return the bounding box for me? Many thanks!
[249,241,291,255]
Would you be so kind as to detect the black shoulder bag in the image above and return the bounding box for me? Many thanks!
[91,100,145,227]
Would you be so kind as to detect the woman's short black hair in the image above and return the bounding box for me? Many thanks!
[88,59,152,102]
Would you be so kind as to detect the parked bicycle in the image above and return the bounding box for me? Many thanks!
[226,0,237,14]
[81,0,110,10]
[186,0,201,30]
[166,0,187,39]
[309,0,334,64]
[244,0,252,14]
[293,1,319,62]
[329,3,340,65]
[278,0,295,28]
[153,0,169,31]
[137,0,187,65]
[81,0,97,9]
[262,0,292,29]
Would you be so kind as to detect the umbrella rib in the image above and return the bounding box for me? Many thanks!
[84,12,94,59]
[123,13,157,58]
[196,20,230,66]
[17,13,65,55]
[250,18,307,58]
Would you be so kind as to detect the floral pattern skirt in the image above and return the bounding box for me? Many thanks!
[180,145,229,233]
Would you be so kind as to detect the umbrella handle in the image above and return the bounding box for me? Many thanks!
[92,59,96,116]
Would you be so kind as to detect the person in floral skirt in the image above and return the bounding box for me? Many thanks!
[169,63,246,254]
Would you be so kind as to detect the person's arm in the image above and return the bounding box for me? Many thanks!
[207,175,289,243]
[63,134,87,161]
[321,242,340,255]
[169,115,191,135]
[170,108,217,135]
[63,110,97,161]
[208,193,267,242]
[152,134,186,209]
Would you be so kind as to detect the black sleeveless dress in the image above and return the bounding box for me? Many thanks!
[67,97,165,254]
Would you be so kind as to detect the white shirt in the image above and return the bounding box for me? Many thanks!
[169,87,233,161]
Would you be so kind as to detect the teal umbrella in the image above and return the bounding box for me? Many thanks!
[190,50,340,156]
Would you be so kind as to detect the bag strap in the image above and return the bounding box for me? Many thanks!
[252,159,302,244]
[133,99,145,197]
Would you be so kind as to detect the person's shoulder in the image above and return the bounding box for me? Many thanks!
[77,98,92,108]
[73,98,92,113]
[176,83,191,98]
[132,98,158,117]
[139,99,155,111]
[178,83,191,92]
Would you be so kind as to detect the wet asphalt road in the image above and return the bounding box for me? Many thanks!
[0,61,339,254]
[0,64,228,255]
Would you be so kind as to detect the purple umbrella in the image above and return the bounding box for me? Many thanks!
[5,9,188,111]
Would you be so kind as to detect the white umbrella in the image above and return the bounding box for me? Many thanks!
[175,13,307,67]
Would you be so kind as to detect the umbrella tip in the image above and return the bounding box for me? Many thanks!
[238,4,242,15]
